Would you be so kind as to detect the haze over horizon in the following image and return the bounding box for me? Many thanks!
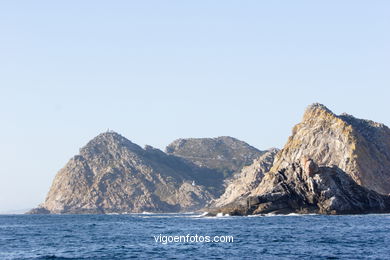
[1,1,389,211]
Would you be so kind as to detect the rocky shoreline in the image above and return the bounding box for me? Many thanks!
[206,159,390,216]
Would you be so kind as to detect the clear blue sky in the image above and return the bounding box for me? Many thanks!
[0,1,389,212]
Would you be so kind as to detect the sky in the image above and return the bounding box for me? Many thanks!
[0,1,389,212]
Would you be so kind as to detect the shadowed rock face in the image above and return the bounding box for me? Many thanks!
[166,136,264,177]
[211,148,279,207]
[30,132,228,214]
[212,159,390,216]
[270,103,390,194]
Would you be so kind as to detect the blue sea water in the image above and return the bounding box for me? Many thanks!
[1,213,390,260]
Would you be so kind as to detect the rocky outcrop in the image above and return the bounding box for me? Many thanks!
[212,159,390,216]
[209,103,390,216]
[211,148,279,207]
[270,103,390,194]
[166,136,263,177]
[29,132,228,214]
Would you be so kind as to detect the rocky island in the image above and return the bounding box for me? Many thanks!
[29,133,263,214]
[29,103,390,215]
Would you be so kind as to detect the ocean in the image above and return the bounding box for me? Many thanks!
[1,213,389,259]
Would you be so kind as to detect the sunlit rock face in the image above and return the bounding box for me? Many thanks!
[30,132,227,214]
[269,103,390,195]
[209,103,390,216]
[29,132,261,214]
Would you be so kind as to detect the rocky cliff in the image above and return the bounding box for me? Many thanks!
[269,103,390,195]
[29,132,259,214]
[211,148,279,207]
[210,103,390,215]
[212,159,390,216]
[166,136,263,177]
[30,132,226,214]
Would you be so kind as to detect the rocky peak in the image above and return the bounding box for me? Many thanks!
[166,136,263,176]
[304,102,334,116]
[29,131,234,214]
[80,131,144,157]
[271,103,390,194]
[208,104,390,216]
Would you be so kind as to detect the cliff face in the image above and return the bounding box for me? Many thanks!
[209,103,390,215]
[31,132,227,214]
[166,136,263,177]
[212,148,279,207]
[270,103,390,194]
[213,159,390,216]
